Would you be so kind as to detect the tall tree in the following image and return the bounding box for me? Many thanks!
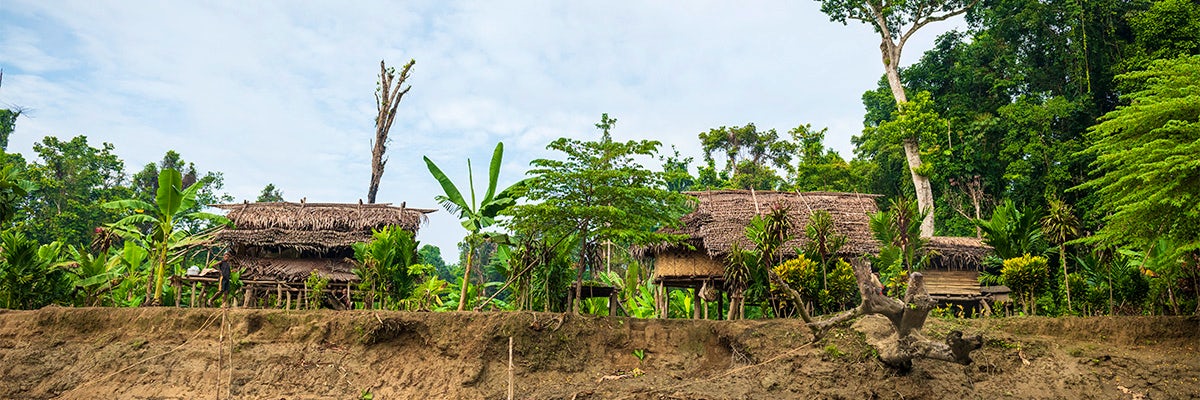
[131,150,232,218]
[818,0,979,236]
[424,142,522,311]
[1077,55,1200,259]
[256,183,284,202]
[508,114,692,313]
[0,70,20,151]
[698,123,796,190]
[789,123,867,192]
[368,59,415,204]
[23,136,129,247]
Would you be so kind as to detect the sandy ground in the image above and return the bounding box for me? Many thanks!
[1,307,1198,399]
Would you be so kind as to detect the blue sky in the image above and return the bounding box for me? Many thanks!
[0,1,963,261]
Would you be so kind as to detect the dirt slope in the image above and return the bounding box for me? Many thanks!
[0,307,1197,399]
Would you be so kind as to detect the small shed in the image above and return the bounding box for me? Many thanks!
[179,201,434,308]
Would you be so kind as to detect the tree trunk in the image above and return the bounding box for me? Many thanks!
[368,59,414,204]
[883,41,935,237]
[1062,244,1071,313]
[806,260,982,369]
[458,246,474,311]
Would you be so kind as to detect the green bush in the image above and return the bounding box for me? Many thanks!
[1001,254,1050,315]
[772,256,858,316]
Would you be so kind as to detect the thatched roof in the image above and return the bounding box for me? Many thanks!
[926,236,992,270]
[212,201,435,251]
[650,190,883,258]
[213,201,435,231]
[232,256,358,283]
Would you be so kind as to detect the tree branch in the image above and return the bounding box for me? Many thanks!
[897,0,980,51]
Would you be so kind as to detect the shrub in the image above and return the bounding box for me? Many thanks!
[772,256,858,316]
[1001,254,1050,315]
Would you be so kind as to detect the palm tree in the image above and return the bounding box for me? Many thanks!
[424,143,523,311]
[1042,197,1079,312]
[103,168,228,305]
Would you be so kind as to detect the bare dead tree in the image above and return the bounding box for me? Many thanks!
[367,59,415,204]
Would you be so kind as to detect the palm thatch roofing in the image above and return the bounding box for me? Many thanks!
[645,190,994,277]
[230,256,358,283]
[649,190,883,258]
[212,201,435,252]
[925,236,992,270]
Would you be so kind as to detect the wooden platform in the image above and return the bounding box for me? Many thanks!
[921,270,982,298]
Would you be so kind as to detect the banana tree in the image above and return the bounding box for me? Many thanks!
[66,245,125,306]
[102,168,228,306]
[424,142,523,311]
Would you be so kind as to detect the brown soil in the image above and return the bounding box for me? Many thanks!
[1,307,1198,399]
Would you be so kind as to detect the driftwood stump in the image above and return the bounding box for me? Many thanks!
[801,259,983,370]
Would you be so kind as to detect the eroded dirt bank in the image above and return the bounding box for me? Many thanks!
[1,307,1198,399]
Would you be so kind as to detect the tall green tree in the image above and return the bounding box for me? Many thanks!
[23,136,129,247]
[789,124,865,192]
[256,183,285,202]
[424,142,522,311]
[818,0,979,236]
[131,150,233,215]
[103,168,228,305]
[508,114,692,313]
[698,123,795,190]
[1077,55,1200,259]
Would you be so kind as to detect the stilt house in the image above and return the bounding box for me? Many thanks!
[184,201,434,308]
[644,190,1000,317]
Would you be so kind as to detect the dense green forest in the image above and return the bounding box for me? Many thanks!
[1,0,1197,317]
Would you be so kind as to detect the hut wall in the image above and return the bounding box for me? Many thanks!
[654,251,724,280]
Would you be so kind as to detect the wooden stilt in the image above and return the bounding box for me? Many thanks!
[692,288,701,319]
[285,290,292,310]
[276,283,283,309]
[609,292,618,316]
[717,293,724,321]
[190,282,198,308]
[174,281,182,308]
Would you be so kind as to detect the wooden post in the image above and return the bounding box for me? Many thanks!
[608,292,618,316]
[658,284,667,319]
[285,290,292,310]
[507,336,514,400]
[190,282,198,308]
[717,293,724,321]
[244,287,253,309]
[692,287,701,319]
[276,283,283,309]
[174,280,182,308]
[566,282,575,315]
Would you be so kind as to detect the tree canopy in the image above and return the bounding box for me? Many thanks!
[1078,55,1200,255]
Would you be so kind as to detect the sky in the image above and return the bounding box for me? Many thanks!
[0,1,964,262]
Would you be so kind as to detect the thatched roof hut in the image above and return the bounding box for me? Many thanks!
[647,190,994,284]
[654,190,882,258]
[648,190,882,285]
[212,201,435,283]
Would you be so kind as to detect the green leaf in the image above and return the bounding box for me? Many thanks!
[156,168,184,217]
[482,142,503,205]
[424,156,472,222]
